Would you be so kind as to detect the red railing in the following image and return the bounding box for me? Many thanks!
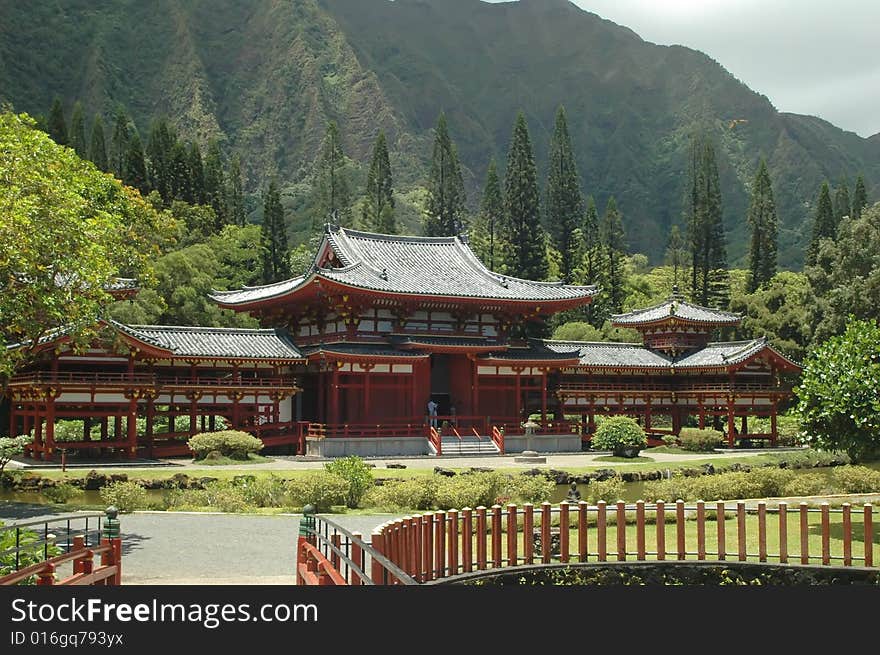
[558,381,784,393]
[296,538,348,586]
[9,371,297,389]
[491,426,505,454]
[428,427,442,455]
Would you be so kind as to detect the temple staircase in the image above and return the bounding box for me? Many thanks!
[428,427,501,456]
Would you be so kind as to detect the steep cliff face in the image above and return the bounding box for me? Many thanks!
[1,0,877,266]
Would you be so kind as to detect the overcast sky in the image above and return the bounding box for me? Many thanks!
[489,0,880,137]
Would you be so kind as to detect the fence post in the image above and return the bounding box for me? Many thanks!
[597,501,607,562]
[507,504,519,568]
[757,502,767,563]
[370,530,385,584]
[422,513,434,582]
[655,501,665,561]
[864,505,873,568]
[676,500,686,561]
[696,501,706,561]
[102,506,122,585]
[540,502,552,564]
[462,508,473,573]
[778,502,788,564]
[616,501,626,562]
[435,511,446,579]
[350,532,362,586]
[36,563,55,586]
[799,503,810,565]
[717,501,726,561]
[448,509,459,576]
[559,502,570,563]
[635,501,646,560]
[820,503,830,566]
[72,536,86,574]
[523,503,534,565]
[737,502,746,562]
[577,501,588,562]
[841,504,851,568]
[491,505,502,569]
[476,507,488,570]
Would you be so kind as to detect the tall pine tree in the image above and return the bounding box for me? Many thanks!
[853,175,868,219]
[578,196,603,325]
[188,142,205,206]
[261,180,290,284]
[807,182,835,265]
[600,196,627,313]
[314,121,352,227]
[424,113,467,236]
[746,159,778,292]
[227,155,246,227]
[110,108,131,179]
[47,97,68,146]
[123,131,149,194]
[665,225,687,290]
[147,119,175,203]
[88,115,108,172]
[470,159,505,271]
[833,181,851,222]
[169,141,191,202]
[501,112,548,281]
[69,102,87,158]
[361,131,396,233]
[687,135,728,307]
[545,106,584,283]
[204,140,227,228]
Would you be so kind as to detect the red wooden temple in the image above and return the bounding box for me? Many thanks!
[3,225,801,459]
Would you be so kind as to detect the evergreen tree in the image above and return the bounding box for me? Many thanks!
[361,132,396,233]
[807,182,835,265]
[260,180,290,284]
[47,97,68,146]
[147,119,175,203]
[665,224,687,290]
[188,141,205,205]
[746,159,778,292]
[545,106,584,282]
[204,139,227,228]
[600,196,627,312]
[88,115,108,172]
[110,108,131,178]
[69,101,87,158]
[470,159,504,270]
[169,141,191,202]
[833,181,851,222]
[578,195,603,326]
[227,155,246,227]
[501,112,548,281]
[853,175,868,219]
[687,135,728,307]
[123,131,149,194]
[424,113,467,236]
[314,121,352,227]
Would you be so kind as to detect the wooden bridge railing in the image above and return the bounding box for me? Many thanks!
[0,508,122,586]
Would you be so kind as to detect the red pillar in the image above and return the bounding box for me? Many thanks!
[540,370,548,426]
[318,371,326,423]
[471,357,479,421]
[727,397,736,448]
[698,402,705,429]
[44,395,56,460]
[127,395,138,459]
[770,399,778,446]
[363,366,371,422]
[515,369,522,422]
[146,396,155,458]
[330,367,340,425]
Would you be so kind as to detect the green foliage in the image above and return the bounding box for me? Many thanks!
[261,179,290,283]
[226,155,246,227]
[361,132,396,233]
[0,521,60,582]
[284,472,349,511]
[830,466,880,493]
[781,473,830,497]
[586,477,625,504]
[833,182,851,223]
[746,159,778,291]
[551,322,603,342]
[0,436,30,475]
[507,474,555,504]
[324,456,374,509]
[678,428,724,452]
[42,482,81,504]
[0,111,175,378]
[470,159,504,271]
[796,318,880,462]
[123,131,149,194]
[501,112,548,281]
[687,135,728,308]
[545,106,584,282]
[435,472,507,510]
[47,97,67,145]
[68,102,87,158]
[186,481,251,513]
[852,176,869,219]
[88,115,108,172]
[314,121,352,227]
[188,431,264,460]
[364,477,439,511]
[599,196,627,312]
[807,182,835,265]
[99,481,148,512]
[424,113,467,236]
[591,417,647,456]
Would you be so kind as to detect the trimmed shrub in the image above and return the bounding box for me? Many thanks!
[435,472,506,510]
[284,472,349,511]
[190,481,252,513]
[188,431,263,460]
[364,478,438,511]
[678,428,724,452]
[232,475,287,508]
[591,417,647,457]
[42,482,81,504]
[99,481,148,512]
[586,477,625,504]
[747,468,796,497]
[324,456,374,508]
[507,474,555,504]
[782,474,830,497]
[831,466,880,493]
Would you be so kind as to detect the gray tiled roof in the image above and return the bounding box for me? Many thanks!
[547,340,673,368]
[612,298,741,326]
[674,338,773,368]
[118,324,303,360]
[105,277,139,291]
[480,340,581,362]
[211,225,597,305]
[390,335,502,348]
[300,342,429,358]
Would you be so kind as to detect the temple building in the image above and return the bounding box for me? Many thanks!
[3,225,801,459]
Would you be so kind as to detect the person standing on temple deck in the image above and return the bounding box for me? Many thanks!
[427,399,439,428]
